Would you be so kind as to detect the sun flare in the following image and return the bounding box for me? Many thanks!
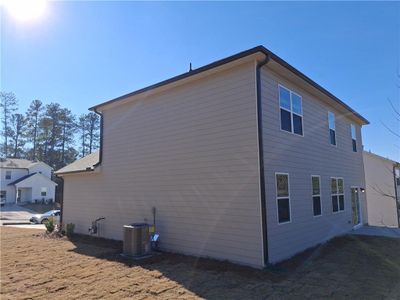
[1,0,47,22]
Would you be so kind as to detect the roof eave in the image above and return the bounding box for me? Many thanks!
[89,46,267,112]
[55,168,95,176]
[264,49,369,125]
[89,45,369,125]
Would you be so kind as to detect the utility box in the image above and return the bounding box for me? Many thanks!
[123,223,150,257]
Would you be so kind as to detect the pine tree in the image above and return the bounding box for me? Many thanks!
[78,114,89,157]
[25,99,44,160]
[86,112,100,154]
[0,92,18,157]
[9,113,27,158]
[59,108,76,167]
[37,116,52,162]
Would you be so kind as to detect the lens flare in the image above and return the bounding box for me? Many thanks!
[1,0,47,22]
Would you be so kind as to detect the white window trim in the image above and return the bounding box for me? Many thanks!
[331,177,345,213]
[278,84,304,137]
[275,172,292,225]
[311,175,322,217]
[41,187,47,196]
[328,111,337,147]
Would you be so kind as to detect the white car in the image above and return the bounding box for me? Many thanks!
[30,210,60,224]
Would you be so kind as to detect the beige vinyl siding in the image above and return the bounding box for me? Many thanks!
[62,61,264,267]
[363,152,398,228]
[261,66,366,263]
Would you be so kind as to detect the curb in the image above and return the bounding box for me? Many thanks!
[1,222,32,225]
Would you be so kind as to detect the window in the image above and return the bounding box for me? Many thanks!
[351,124,357,152]
[276,173,291,223]
[312,176,322,216]
[0,191,6,199]
[5,170,11,180]
[41,187,47,197]
[328,112,336,146]
[331,177,344,212]
[279,85,303,136]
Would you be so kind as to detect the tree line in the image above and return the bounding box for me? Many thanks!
[0,92,100,170]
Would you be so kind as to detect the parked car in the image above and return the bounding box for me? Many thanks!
[30,210,60,224]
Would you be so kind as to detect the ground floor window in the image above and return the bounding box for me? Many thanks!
[41,187,47,197]
[276,173,291,224]
[331,177,344,212]
[312,176,322,216]
[0,190,6,199]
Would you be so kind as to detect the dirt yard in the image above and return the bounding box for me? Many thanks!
[1,227,400,299]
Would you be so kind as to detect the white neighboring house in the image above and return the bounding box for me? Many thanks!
[363,151,400,228]
[0,158,57,205]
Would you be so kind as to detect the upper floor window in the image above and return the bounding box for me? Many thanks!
[331,177,344,212]
[351,124,357,152]
[276,173,291,224]
[312,176,322,216]
[5,171,11,180]
[328,112,336,146]
[279,85,303,136]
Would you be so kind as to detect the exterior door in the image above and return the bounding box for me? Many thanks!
[17,189,22,203]
[351,187,362,228]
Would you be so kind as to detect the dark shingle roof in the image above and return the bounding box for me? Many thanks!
[7,173,36,185]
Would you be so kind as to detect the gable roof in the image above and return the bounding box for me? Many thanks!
[90,45,369,125]
[55,151,100,175]
[8,172,57,186]
[7,173,36,185]
[0,158,33,169]
[363,151,400,166]
[0,158,52,170]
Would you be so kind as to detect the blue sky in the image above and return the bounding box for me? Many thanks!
[1,1,399,160]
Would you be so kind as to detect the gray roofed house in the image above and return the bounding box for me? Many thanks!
[1,158,39,169]
[1,158,57,205]
[57,46,369,268]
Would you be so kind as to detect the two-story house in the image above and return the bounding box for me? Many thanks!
[0,158,57,205]
[56,46,369,268]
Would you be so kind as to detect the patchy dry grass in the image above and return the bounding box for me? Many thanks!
[1,227,400,299]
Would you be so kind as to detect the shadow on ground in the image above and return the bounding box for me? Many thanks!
[2,227,399,299]
[67,233,400,299]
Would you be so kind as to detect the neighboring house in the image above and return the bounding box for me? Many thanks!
[363,151,400,228]
[0,158,57,204]
[56,46,369,268]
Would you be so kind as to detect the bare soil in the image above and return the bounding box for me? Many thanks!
[1,227,400,299]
